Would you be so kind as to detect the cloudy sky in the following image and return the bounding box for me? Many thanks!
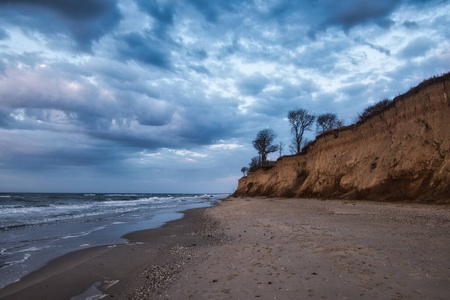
[0,0,449,193]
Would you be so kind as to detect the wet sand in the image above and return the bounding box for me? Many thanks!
[0,208,224,300]
[1,197,449,299]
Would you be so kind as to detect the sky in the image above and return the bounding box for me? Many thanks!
[0,0,449,193]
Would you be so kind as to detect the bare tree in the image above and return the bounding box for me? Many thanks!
[241,167,249,176]
[252,129,278,164]
[278,141,285,158]
[316,113,344,135]
[287,109,316,154]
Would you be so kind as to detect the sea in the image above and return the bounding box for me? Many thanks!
[0,192,226,289]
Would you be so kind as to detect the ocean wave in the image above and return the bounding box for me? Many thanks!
[1,246,50,256]
[0,195,11,198]
[0,208,122,231]
[0,208,123,231]
[60,226,106,240]
[0,253,31,269]
[0,194,224,232]
[0,205,55,216]
[16,246,48,253]
[104,194,140,197]
[0,204,26,209]
[100,197,167,206]
[0,223,31,231]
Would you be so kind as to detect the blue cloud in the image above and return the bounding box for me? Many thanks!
[323,0,398,30]
[134,0,175,25]
[0,0,448,192]
[116,32,172,69]
[238,73,270,96]
[186,0,241,23]
[134,0,176,38]
[0,28,9,40]
[0,0,121,51]
[400,36,434,58]
[402,20,419,28]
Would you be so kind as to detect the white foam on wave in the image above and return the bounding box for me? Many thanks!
[60,226,106,240]
[1,203,146,229]
[1,245,50,256]
[0,195,11,198]
[1,194,223,234]
[105,194,139,197]
[16,246,49,253]
[1,253,31,269]
[101,197,167,206]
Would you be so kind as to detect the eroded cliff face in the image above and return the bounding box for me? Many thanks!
[234,73,450,203]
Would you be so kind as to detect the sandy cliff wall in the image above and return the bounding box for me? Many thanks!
[235,73,450,203]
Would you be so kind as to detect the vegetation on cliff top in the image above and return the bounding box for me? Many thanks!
[242,72,450,175]
[242,98,403,175]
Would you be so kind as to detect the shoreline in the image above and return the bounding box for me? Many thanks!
[0,206,223,299]
[0,193,225,291]
[1,197,449,299]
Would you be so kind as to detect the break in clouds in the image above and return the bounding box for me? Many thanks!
[0,0,449,192]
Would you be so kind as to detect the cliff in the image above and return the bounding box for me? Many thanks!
[234,73,450,203]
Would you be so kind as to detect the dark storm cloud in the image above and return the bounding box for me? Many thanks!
[402,20,419,28]
[0,0,121,51]
[0,62,169,142]
[116,32,172,69]
[134,0,176,38]
[321,0,398,30]
[0,0,118,19]
[263,0,402,40]
[134,0,175,25]
[186,0,241,23]
[0,0,448,192]
[354,37,391,55]
[0,51,243,156]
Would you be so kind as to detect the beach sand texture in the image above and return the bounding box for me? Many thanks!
[1,197,449,299]
[164,197,450,299]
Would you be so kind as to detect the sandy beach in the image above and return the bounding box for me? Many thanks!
[1,197,449,299]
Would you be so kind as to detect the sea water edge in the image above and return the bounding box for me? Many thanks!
[0,192,226,289]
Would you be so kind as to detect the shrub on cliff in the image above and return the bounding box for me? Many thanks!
[241,167,249,176]
[316,113,344,135]
[358,99,392,122]
[248,156,261,172]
